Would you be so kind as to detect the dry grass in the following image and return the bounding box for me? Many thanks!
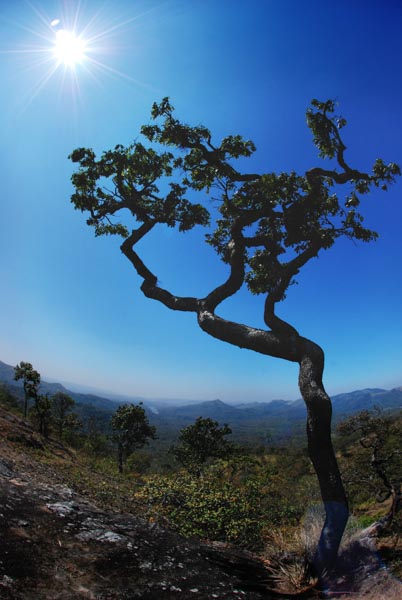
[262,527,318,594]
[262,506,402,599]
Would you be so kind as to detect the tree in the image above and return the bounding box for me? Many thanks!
[173,417,234,475]
[33,393,53,438]
[338,409,402,533]
[69,98,400,573]
[51,391,79,440]
[61,413,82,445]
[14,361,41,418]
[84,414,111,456]
[111,403,157,473]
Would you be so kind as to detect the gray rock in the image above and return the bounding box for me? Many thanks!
[0,459,14,478]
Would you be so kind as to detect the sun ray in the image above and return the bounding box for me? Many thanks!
[83,8,160,44]
[3,0,166,113]
[85,56,160,92]
[18,61,60,115]
[23,1,51,30]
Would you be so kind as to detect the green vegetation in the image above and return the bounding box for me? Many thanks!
[172,416,235,475]
[337,408,402,537]
[137,454,309,549]
[14,361,40,418]
[0,384,22,412]
[52,391,81,440]
[111,403,157,473]
[32,393,53,437]
[2,363,402,586]
[11,363,81,441]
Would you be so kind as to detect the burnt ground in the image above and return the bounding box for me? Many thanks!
[0,470,274,600]
[0,405,401,599]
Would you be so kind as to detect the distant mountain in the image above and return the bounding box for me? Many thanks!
[147,387,402,445]
[0,360,66,395]
[1,359,401,443]
[233,388,402,421]
[157,399,243,421]
[331,388,402,416]
[0,361,206,409]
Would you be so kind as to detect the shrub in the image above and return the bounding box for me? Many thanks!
[136,459,303,549]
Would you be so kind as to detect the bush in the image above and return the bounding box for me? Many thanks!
[0,385,21,412]
[136,458,303,549]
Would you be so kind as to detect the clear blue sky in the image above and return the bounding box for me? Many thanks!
[0,0,401,403]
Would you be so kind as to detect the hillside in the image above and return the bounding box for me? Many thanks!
[0,361,121,413]
[1,397,401,599]
[0,403,280,599]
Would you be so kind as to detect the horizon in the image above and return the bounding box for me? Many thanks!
[1,0,401,404]
[1,358,399,408]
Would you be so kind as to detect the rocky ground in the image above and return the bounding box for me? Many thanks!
[0,404,401,599]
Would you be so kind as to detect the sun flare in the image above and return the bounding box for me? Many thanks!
[53,29,87,67]
[4,2,151,113]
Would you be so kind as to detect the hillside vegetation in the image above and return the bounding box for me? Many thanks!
[1,370,402,598]
[2,359,402,447]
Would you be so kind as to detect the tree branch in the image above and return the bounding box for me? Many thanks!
[140,280,200,312]
[197,309,300,362]
[263,243,320,335]
[121,225,200,313]
[203,220,246,311]
[306,166,370,185]
[121,223,158,283]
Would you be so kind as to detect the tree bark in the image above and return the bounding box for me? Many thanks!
[118,446,124,474]
[197,310,349,574]
[298,341,349,576]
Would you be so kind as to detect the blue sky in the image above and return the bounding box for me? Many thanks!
[0,0,401,403]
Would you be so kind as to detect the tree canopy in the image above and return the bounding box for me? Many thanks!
[111,403,157,473]
[338,408,402,532]
[14,361,41,418]
[51,391,79,440]
[70,98,399,323]
[172,417,234,475]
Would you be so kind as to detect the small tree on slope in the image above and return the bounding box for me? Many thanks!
[69,98,400,574]
[111,404,157,474]
[51,391,79,440]
[14,361,41,418]
[173,417,234,476]
[338,409,402,533]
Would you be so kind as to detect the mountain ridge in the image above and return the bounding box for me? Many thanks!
[1,360,401,441]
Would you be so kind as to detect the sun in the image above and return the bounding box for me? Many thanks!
[4,2,152,112]
[53,28,87,67]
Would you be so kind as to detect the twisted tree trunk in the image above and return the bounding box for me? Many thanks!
[298,341,349,575]
[196,310,349,574]
[121,236,350,575]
